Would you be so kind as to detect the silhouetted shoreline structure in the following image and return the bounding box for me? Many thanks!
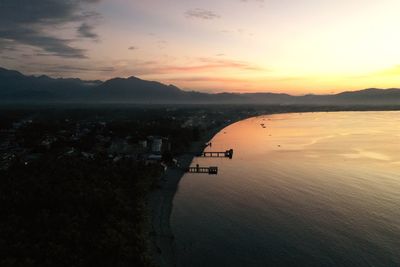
[202,148,234,159]
[186,148,233,175]
[186,164,218,175]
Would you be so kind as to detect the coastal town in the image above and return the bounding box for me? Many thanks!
[0,105,263,266]
[1,104,376,172]
[0,118,173,171]
[2,104,396,266]
[0,107,248,171]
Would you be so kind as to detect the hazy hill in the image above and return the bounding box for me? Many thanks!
[1,67,400,105]
[0,67,101,101]
[93,76,185,102]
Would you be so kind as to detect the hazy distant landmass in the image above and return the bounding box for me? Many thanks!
[1,67,400,105]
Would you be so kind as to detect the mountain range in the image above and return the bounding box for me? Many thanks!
[1,67,400,105]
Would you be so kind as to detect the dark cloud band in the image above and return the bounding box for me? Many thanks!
[0,0,101,58]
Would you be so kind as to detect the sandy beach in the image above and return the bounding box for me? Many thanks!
[146,122,233,267]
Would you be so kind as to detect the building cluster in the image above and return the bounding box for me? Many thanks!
[0,119,33,170]
[0,107,261,172]
[106,135,171,165]
[0,118,172,171]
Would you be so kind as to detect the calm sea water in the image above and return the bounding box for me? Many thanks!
[171,111,400,267]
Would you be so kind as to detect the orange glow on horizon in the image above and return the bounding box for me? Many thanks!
[3,0,400,94]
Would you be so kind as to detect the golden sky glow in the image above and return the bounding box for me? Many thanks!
[2,0,400,94]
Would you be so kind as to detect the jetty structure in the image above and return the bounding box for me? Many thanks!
[186,164,218,175]
[202,149,234,159]
[186,147,234,175]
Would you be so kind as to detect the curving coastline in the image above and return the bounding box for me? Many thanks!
[146,121,238,267]
[145,108,400,266]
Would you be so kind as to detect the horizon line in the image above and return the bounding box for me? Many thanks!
[1,66,399,97]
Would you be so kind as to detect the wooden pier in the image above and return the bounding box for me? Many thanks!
[186,164,218,175]
[202,149,233,159]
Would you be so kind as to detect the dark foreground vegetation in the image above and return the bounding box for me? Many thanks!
[1,157,161,266]
[1,104,400,266]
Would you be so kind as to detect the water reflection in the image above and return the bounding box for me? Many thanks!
[172,112,400,267]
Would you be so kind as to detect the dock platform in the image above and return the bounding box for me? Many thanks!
[202,149,233,159]
[186,164,218,175]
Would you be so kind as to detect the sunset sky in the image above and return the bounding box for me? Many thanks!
[1,0,400,94]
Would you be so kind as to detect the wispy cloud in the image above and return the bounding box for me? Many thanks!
[0,55,15,60]
[106,58,263,80]
[137,58,262,75]
[77,23,98,39]
[16,62,115,78]
[44,64,114,74]
[162,76,250,83]
[128,46,138,50]
[0,0,101,58]
[240,0,265,8]
[185,8,220,20]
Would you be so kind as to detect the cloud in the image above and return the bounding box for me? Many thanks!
[156,40,168,49]
[162,76,249,83]
[117,58,263,76]
[0,28,87,58]
[240,0,265,8]
[13,62,115,78]
[0,0,101,58]
[128,46,138,50]
[196,57,262,71]
[1,55,15,60]
[46,64,114,73]
[77,23,98,39]
[185,8,220,20]
[0,39,17,51]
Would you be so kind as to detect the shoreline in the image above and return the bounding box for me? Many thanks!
[146,121,235,267]
[145,108,400,266]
